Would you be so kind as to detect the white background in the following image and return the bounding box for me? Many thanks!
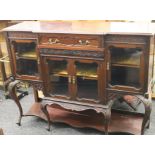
[0,0,155,155]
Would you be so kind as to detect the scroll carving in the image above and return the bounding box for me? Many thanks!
[105,35,148,44]
[30,82,44,91]
[107,92,152,134]
[8,32,37,39]
[40,49,104,58]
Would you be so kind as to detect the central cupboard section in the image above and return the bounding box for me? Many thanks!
[41,52,105,104]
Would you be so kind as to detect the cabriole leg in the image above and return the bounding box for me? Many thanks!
[103,109,111,135]
[8,80,23,126]
[141,100,152,135]
[41,104,51,131]
[134,95,152,135]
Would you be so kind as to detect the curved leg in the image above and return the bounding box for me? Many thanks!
[141,100,152,134]
[134,95,152,135]
[104,109,111,135]
[41,104,51,131]
[146,118,150,129]
[8,80,23,126]
[103,100,113,135]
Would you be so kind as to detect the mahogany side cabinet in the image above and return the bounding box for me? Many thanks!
[2,21,154,134]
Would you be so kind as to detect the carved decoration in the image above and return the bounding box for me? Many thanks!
[105,35,148,44]
[8,80,23,126]
[41,97,114,134]
[30,82,43,91]
[107,92,152,134]
[107,93,119,101]
[8,32,37,39]
[40,49,104,58]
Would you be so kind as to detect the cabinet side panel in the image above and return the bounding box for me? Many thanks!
[147,36,154,93]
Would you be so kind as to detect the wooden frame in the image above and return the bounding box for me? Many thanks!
[3,21,153,134]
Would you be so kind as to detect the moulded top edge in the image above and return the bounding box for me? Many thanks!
[2,21,155,36]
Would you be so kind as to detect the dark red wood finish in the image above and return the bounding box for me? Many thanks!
[3,21,154,134]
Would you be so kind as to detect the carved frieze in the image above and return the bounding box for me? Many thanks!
[8,32,37,39]
[42,97,113,114]
[105,35,149,44]
[30,82,43,91]
[40,49,104,58]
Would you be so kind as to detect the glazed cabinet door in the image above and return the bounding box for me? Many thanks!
[107,43,145,92]
[42,57,72,100]
[10,39,40,80]
[72,59,105,104]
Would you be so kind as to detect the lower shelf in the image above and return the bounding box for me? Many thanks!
[26,102,143,135]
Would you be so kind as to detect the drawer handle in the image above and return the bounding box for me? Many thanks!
[78,40,90,45]
[48,38,60,44]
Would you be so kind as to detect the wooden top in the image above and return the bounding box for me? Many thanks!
[2,21,155,35]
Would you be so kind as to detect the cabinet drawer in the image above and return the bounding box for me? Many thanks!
[39,34,103,48]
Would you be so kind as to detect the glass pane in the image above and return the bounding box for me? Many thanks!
[12,41,38,77]
[14,42,37,59]
[47,60,68,96]
[109,46,142,87]
[75,62,98,100]
[110,47,142,67]
[111,66,140,87]
[16,59,38,76]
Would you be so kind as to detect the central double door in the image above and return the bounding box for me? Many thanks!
[42,57,106,104]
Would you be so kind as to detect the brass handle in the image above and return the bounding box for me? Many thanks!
[79,40,83,45]
[68,76,76,84]
[85,40,90,45]
[72,76,76,84]
[78,40,90,45]
[48,38,60,44]
[68,76,72,83]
